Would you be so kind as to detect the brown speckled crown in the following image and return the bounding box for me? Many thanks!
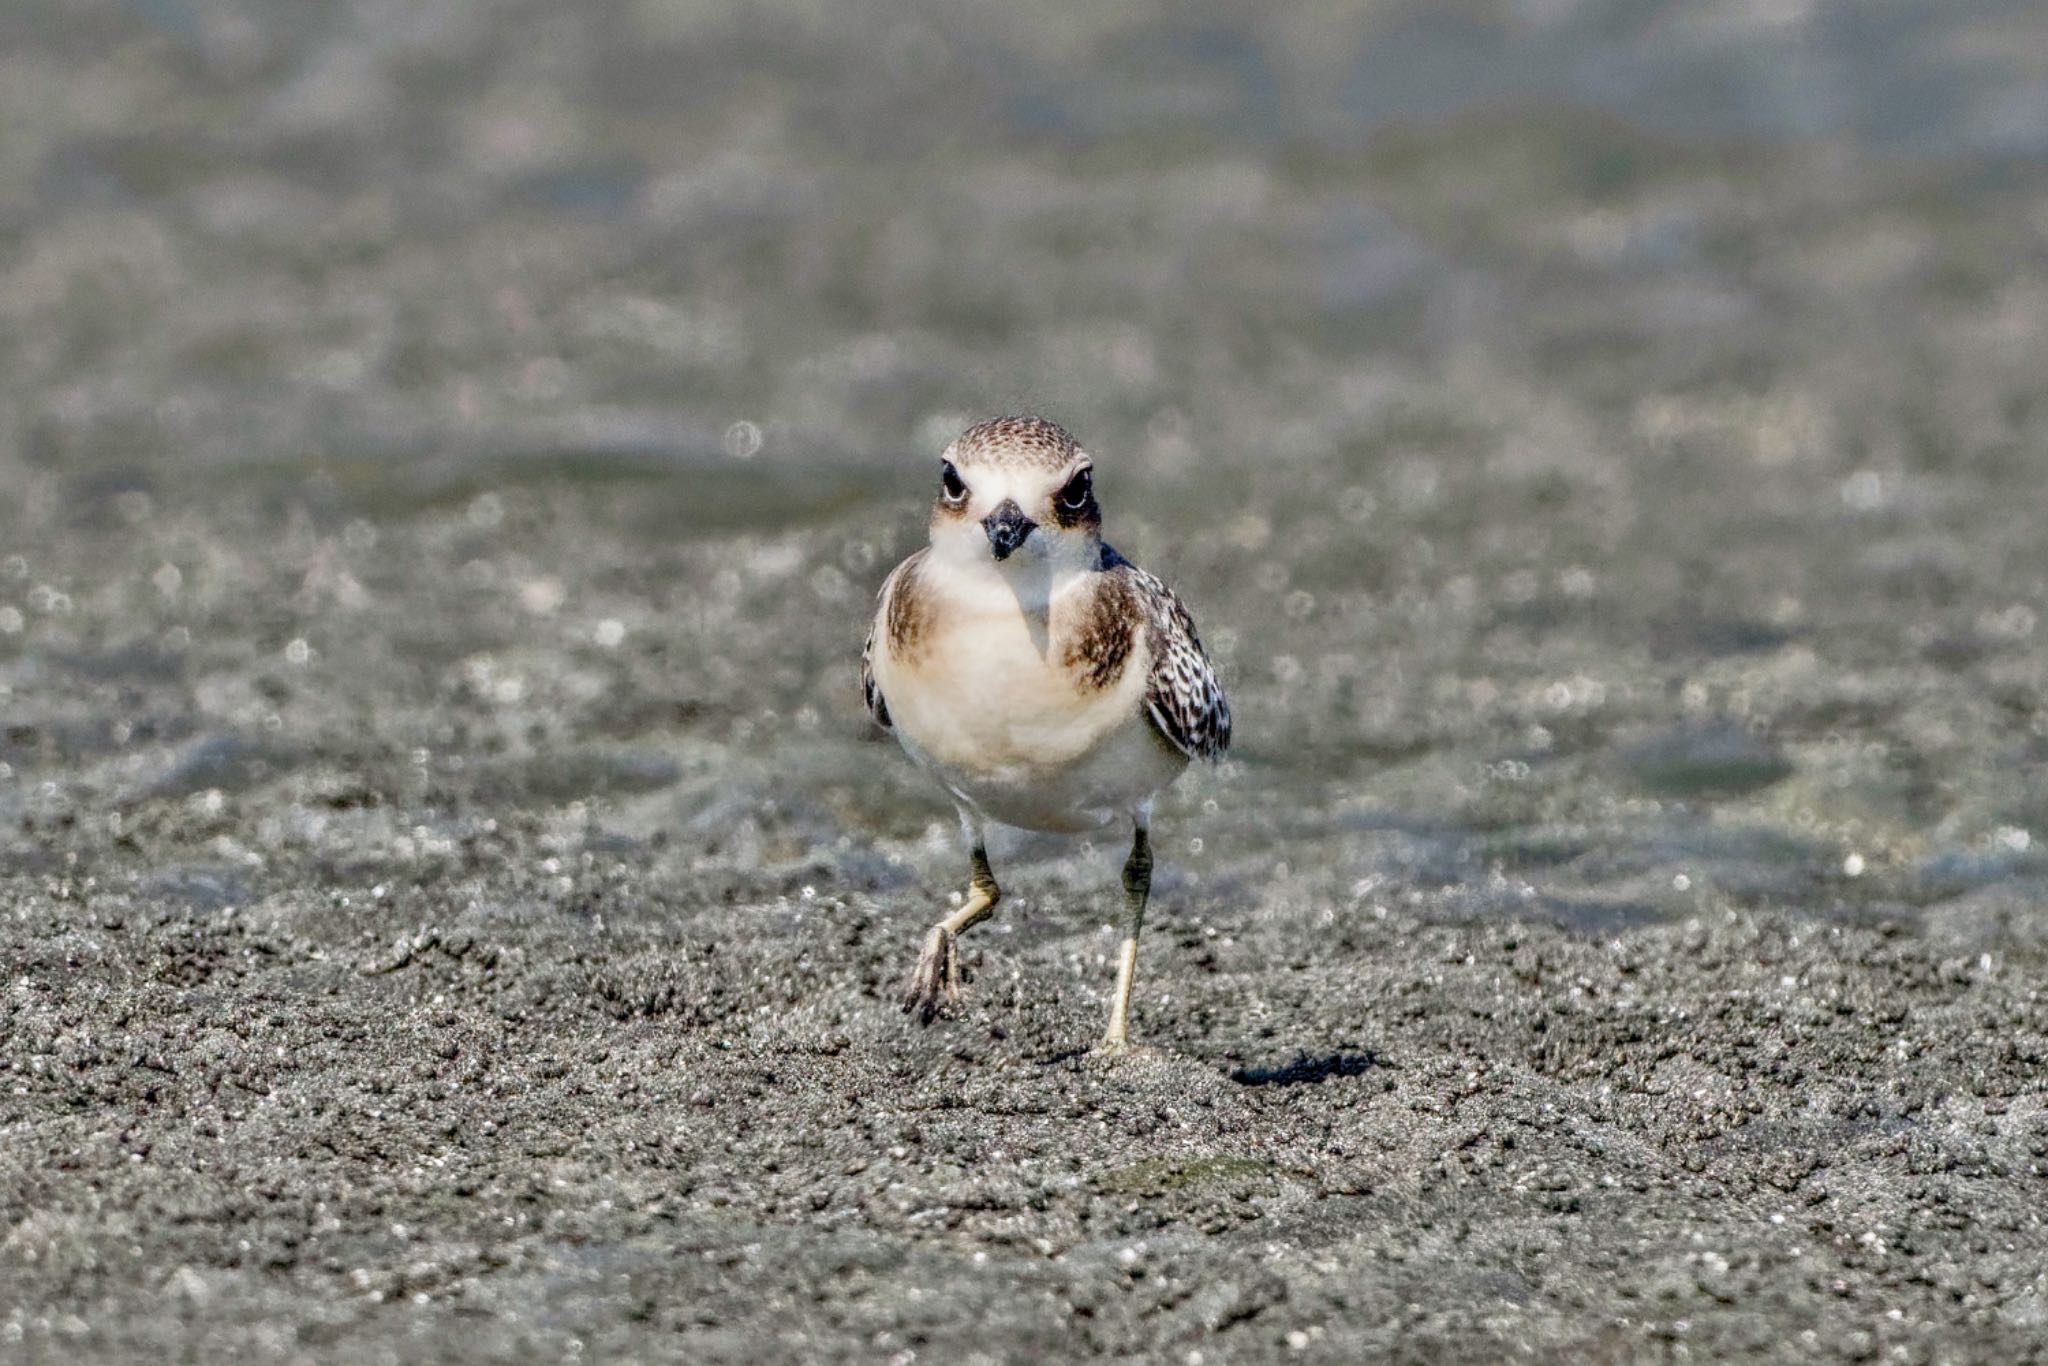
[946,415,1084,470]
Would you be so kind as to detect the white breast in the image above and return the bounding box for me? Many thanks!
[872,563,1185,833]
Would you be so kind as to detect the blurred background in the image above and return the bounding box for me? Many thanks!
[4,0,2045,906]
[7,2,2048,1359]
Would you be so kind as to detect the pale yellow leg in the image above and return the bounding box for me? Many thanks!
[942,847,1000,937]
[903,843,1001,1025]
[1095,824,1152,1055]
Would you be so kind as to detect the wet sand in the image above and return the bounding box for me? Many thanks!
[4,2,2048,1361]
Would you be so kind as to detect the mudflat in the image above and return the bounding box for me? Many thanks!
[4,3,2047,1361]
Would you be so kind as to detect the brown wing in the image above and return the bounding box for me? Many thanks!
[859,625,889,730]
[860,550,927,731]
[1103,546,1231,762]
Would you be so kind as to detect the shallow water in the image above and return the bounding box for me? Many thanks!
[4,2,2048,1361]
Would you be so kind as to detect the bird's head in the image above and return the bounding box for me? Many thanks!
[926,416,1101,573]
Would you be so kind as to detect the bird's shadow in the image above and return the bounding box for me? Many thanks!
[1034,1047,1384,1083]
[1227,1051,1380,1087]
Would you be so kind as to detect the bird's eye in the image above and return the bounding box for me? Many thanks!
[940,462,966,501]
[1057,469,1092,512]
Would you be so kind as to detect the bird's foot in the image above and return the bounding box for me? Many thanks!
[1089,1032,1132,1063]
[901,925,964,1026]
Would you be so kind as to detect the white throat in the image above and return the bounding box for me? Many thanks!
[926,524,1099,614]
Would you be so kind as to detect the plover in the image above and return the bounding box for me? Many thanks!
[861,416,1230,1053]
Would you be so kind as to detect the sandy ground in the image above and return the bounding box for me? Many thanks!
[5,2,2048,1362]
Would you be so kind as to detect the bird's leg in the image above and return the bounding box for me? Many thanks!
[1095,819,1152,1056]
[903,840,1001,1026]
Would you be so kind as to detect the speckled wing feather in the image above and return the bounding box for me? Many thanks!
[1102,545,1231,762]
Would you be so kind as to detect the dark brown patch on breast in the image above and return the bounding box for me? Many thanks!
[1062,572,1136,690]
[885,552,932,660]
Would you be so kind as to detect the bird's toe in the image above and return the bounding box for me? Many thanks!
[901,925,962,1027]
[1088,1036,1163,1066]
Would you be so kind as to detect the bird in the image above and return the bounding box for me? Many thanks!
[860,415,1231,1055]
